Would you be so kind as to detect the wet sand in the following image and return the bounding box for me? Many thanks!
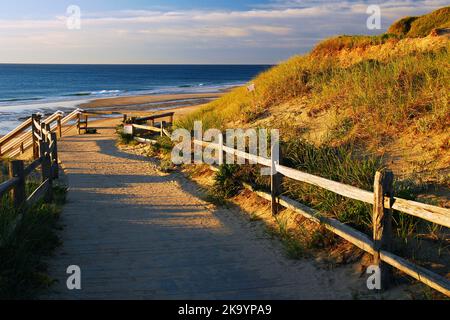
[81,93,223,113]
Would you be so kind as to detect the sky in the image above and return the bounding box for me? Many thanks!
[0,0,448,64]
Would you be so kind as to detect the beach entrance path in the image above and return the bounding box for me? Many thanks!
[44,118,358,299]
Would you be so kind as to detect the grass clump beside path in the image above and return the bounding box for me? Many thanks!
[0,161,67,299]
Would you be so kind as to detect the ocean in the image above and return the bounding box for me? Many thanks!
[0,64,271,134]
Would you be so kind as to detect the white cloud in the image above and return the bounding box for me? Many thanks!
[0,1,446,63]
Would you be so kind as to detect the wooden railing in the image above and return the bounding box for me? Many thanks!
[0,121,60,246]
[193,139,450,297]
[123,112,173,143]
[0,109,85,159]
[0,108,88,247]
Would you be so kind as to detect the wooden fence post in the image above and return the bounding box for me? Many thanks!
[9,160,25,208]
[40,122,46,142]
[123,114,127,123]
[77,113,81,135]
[50,132,59,179]
[373,169,394,290]
[271,141,282,215]
[31,113,41,160]
[57,115,62,139]
[218,133,224,166]
[39,139,53,202]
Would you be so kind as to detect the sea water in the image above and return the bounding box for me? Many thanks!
[0,64,271,134]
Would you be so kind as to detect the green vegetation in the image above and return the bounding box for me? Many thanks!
[0,161,66,299]
[312,34,401,55]
[388,7,450,37]
[388,16,419,36]
[211,164,242,199]
[282,141,382,231]
[116,124,136,145]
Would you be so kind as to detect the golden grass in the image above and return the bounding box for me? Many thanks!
[388,6,450,37]
[175,6,450,181]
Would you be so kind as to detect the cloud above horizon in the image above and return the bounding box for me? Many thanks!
[0,0,447,64]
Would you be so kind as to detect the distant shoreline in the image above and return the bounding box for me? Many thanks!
[81,92,224,111]
[0,87,235,135]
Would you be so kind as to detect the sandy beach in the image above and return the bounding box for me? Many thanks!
[81,92,223,109]
[78,92,223,120]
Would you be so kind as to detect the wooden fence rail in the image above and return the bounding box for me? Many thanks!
[0,109,84,159]
[0,121,59,235]
[0,119,62,251]
[123,112,174,143]
[0,108,86,247]
[193,139,450,296]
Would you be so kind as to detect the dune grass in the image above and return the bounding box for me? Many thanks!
[175,6,450,146]
[176,43,449,151]
[388,6,450,37]
[388,16,419,36]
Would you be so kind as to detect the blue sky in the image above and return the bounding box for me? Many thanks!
[0,1,447,64]
[1,1,265,17]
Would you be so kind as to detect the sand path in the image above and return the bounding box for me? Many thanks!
[44,118,357,299]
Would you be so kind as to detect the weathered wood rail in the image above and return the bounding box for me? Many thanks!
[0,108,89,244]
[193,139,450,296]
[0,120,61,246]
[0,109,86,159]
[123,112,173,143]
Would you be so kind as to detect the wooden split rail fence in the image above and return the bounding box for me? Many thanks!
[123,112,174,143]
[193,139,450,297]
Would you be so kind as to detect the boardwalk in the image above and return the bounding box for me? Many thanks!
[44,119,359,299]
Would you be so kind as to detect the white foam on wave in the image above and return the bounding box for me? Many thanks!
[0,98,90,114]
[0,98,90,135]
[90,89,122,95]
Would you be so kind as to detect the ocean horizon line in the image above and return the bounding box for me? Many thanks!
[0,62,275,66]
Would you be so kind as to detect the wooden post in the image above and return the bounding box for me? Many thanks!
[31,113,41,160]
[9,160,25,208]
[160,122,163,137]
[373,169,394,290]
[85,115,88,130]
[57,115,62,139]
[271,141,282,215]
[170,113,174,125]
[40,122,46,142]
[218,133,224,166]
[20,142,24,154]
[50,132,59,179]
[45,123,51,142]
[123,114,127,123]
[39,139,53,202]
[77,113,81,135]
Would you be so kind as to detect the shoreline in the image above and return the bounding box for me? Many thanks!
[81,92,224,120]
[0,90,227,135]
[81,92,223,113]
